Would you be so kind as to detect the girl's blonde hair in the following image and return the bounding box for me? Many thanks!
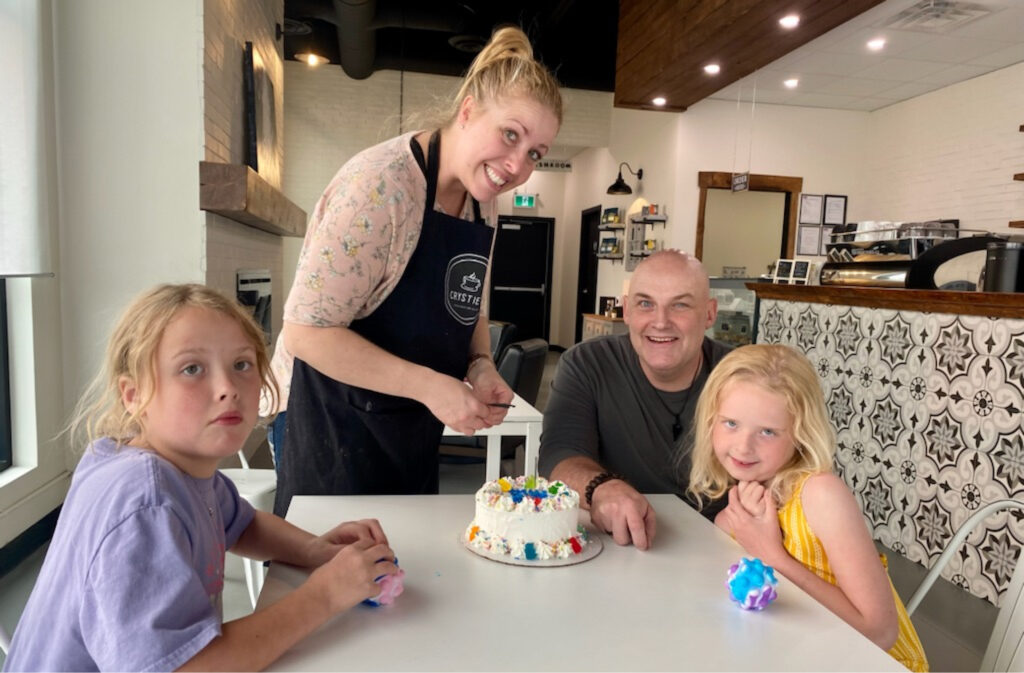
[67,284,279,449]
[445,26,563,127]
[688,344,835,507]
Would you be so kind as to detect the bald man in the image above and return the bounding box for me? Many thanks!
[540,251,731,549]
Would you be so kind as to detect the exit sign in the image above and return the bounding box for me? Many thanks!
[513,193,536,208]
[731,172,749,192]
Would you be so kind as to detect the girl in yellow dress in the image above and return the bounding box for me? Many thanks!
[688,344,928,672]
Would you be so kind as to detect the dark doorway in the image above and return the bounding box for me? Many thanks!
[489,215,554,342]
[574,206,602,343]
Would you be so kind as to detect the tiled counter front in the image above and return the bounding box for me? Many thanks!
[756,292,1024,607]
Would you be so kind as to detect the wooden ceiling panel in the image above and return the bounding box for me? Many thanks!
[615,0,886,112]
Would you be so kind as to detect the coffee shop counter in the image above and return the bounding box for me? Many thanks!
[581,313,628,340]
[749,282,1024,609]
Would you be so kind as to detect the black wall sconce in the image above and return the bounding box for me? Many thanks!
[607,162,643,195]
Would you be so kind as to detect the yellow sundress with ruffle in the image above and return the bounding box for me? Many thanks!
[778,474,929,672]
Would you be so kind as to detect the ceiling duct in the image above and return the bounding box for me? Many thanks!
[333,0,376,79]
[330,0,479,79]
[879,0,993,32]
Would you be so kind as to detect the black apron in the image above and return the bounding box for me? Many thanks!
[274,132,494,516]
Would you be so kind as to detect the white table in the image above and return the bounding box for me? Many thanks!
[442,392,542,480]
[258,495,905,671]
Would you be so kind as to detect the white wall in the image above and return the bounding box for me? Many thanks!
[1,0,206,545]
[56,0,206,413]
[673,99,870,252]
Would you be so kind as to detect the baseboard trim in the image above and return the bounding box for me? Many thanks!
[0,506,59,579]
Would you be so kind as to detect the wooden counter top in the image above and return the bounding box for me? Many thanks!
[748,283,1024,318]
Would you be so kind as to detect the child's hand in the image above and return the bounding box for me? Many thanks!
[719,485,785,565]
[736,481,766,517]
[308,537,398,613]
[325,518,389,545]
[305,518,389,567]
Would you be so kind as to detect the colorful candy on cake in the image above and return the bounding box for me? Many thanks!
[464,475,588,561]
[726,557,778,610]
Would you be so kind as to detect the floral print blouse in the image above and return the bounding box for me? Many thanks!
[262,131,497,414]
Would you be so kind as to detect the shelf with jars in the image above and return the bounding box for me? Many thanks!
[626,204,667,270]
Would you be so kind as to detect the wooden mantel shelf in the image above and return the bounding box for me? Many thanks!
[199,162,307,237]
[748,282,1024,318]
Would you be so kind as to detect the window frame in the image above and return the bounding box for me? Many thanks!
[0,278,11,472]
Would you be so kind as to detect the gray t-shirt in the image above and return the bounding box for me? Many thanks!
[539,334,731,517]
[4,438,254,672]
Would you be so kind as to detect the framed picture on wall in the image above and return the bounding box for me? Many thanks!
[797,225,821,256]
[824,194,848,226]
[798,194,823,225]
[242,42,258,172]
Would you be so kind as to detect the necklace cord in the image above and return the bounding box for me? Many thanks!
[652,349,705,441]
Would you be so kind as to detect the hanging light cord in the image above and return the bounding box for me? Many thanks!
[732,85,741,175]
[747,79,757,172]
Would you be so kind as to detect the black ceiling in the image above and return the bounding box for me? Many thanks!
[283,0,619,92]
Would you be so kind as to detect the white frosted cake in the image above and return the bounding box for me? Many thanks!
[464,475,588,560]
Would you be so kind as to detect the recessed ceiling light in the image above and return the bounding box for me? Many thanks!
[784,78,799,89]
[652,96,667,106]
[779,14,800,29]
[704,63,721,75]
[867,37,886,51]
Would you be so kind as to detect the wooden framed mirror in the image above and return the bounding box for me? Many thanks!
[696,172,803,277]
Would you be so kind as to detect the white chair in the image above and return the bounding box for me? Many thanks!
[219,449,276,609]
[906,498,1024,671]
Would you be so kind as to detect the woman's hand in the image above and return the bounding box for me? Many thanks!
[423,373,494,435]
[466,359,514,426]
[718,486,786,565]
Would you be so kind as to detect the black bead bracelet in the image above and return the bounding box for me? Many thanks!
[585,471,624,507]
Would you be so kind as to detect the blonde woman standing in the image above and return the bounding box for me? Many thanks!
[269,27,562,513]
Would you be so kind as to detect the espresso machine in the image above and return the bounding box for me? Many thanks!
[820,220,1007,290]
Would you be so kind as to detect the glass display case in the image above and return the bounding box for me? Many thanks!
[706,277,761,346]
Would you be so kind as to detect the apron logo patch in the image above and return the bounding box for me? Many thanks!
[445,253,488,325]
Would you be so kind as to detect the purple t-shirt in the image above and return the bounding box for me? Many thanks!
[3,438,255,672]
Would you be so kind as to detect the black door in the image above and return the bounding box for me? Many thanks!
[575,206,601,343]
[489,216,554,342]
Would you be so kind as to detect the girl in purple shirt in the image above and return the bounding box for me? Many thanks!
[4,284,398,672]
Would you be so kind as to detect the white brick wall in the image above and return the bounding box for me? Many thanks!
[202,0,286,338]
[864,61,1024,234]
[202,0,282,187]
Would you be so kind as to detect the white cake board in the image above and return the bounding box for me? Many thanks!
[462,527,603,567]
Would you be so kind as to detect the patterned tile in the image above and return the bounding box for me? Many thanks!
[759,299,1024,607]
